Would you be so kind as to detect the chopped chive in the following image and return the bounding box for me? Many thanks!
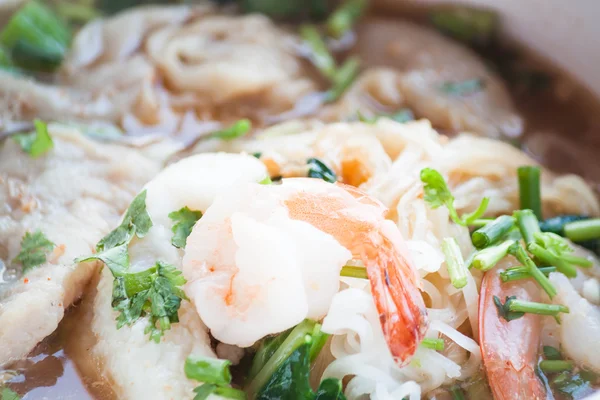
[471,215,514,249]
[324,56,360,103]
[184,356,232,386]
[462,197,490,226]
[517,166,542,220]
[509,243,557,298]
[327,0,368,38]
[539,360,574,373]
[564,219,600,242]
[507,299,569,316]
[440,78,485,96]
[543,345,562,361]
[527,243,578,278]
[500,266,556,282]
[471,239,514,271]
[450,385,467,400]
[300,25,336,80]
[441,238,468,288]
[540,215,588,236]
[421,338,445,351]
[559,254,593,268]
[340,265,368,279]
[211,119,251,141]
[515,209,541,246]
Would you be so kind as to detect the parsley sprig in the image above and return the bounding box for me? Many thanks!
[14,230,55,272]
[168,207,202,249]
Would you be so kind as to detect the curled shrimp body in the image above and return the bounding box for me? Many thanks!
[479,261,546,400]
[182,178,428,364]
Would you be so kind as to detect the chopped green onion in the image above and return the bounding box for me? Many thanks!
[211,119,251,141]
[517,166,542,219]
[309,323,329,363]
[551,371,571,386]
[543,345,562,361]
[539,360,574,373]
[450,385,467,400]
[430,6,497,45]
[307,158,337,183]
[440,78,485,96]
[559,253,593,268]
[540,215,588,236]
[442,238,468,288]
[192,383,246,400]
[185,356,232,386]
[527,243,578,278]
[247,330,291,383]
[324,56,360,103]
[13,119,54,158]
[421,338,445,351]
[327,0,368,38]
[493,295,524,321]
[509,243,556,298]
[507,299,569,317]
[471,215,514,249]
[564,219,600,242]
[500,266,556,282]
[340,265,368,279]
[515,209,541,246]
[300,25,336,80]
[471,239,514,271]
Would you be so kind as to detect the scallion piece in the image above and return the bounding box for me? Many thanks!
[517,166,542,220]
[527,243,578,278]
[300,25,337,80]
[509,243,557,298]
[309,323,329,363]
[539,360,574,373]
[564,219,600,242]
[421,338,445,351]
[324,56,360,103]
[442,238,468,288]
[507,299,568,316]
[340,265,368,279]
[471,215,514,249]
[430,7,497,45]
[500,266,556,282]
[515,209,541,246]
[559,253,593,268]
[184,356,232,386]
[471,239,514,271]
[327,0,368,38]
[211,119,251,141]
[543,345,562,361]
[450,385,467,400]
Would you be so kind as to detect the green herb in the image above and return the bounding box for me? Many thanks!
[340,265,368,279]
[543,345,562,361]
[326,0,368,38]
[0,387,20,400]
[314,378,346,400]
[259,176,272,185]
[307,158,337,183]
[0,1,71,72]
[324,56,360,103]
[507,298,568,317]
[430,7,497,45]
[450,385,466,400]
[241,0,327,19]
[13,230,55,272]
[539,360,574,373]
[528,243,577,278]
[185,356,233,386]
[442,238,468,288]
[56,1,102,24]
[75,242,130,275]
[500,266,555,282]
[192,384,246,400]
[514,209,541,246]
[540,215,588,236]
[493,296,525,322]
[300,25,337,80]
[357,109,414,124]
[471,215,514,249]
[421,338,445,351]
[440,79,485,96]
[471,239,514,271]
[252,152,262,159]
[517,166,542,219]
[112,261,187,342]
[13,119,53,158]
[509,243,556,298]
[248,330,292,383]
[309,323,330,363]
[420,168,489,226]
[212,119,252,141]
[168,207,202,249]
[564,218,600,242]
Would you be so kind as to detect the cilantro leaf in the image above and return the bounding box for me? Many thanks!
[0,388,20,400]
[534,232,572,255]
[75,242,130,276]
[493,295,525,322]
[13,230,55,272]
[13,119,53,158]
[307,158,337,183]
[186,356,246,400]
[96,190,152,252]
[168,207,202,249]
[420,168,489,226]
[112,261,187,342]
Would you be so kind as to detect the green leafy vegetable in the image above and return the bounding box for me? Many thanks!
[517,166,542,219]
[430,6,497,45]
[185,356,233,386]
[13,230,55,272]
[314,378,346,400]
[192,384,246,400]
[327,0,368,38]
[0,1,71,72]
[543,345,563,361]
[75,242,130,275]
[307,158,337,183]
[212,119,252,141]
[493,295,525,322]
[0,387,20,400]
[440,79,485,96]
[539,360,574,373]
[168,207,202,248]
[420,168,489,226]
[112,261,187,342]
[13,119,53,158]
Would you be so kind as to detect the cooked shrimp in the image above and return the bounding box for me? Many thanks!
[182,178,428,364]
[479,260,546,400]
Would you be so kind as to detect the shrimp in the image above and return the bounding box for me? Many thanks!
[479,260,547,400]
[182,178,428,364]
